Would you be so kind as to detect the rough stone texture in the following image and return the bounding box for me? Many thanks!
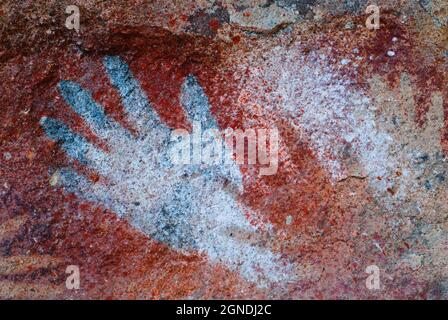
[0,0,447,299]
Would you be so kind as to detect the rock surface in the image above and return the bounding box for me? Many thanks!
[0,0,447,299]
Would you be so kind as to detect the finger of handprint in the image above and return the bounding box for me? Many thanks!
[103,56,168,135]
[58,81,128,142]
[181,75,218,130]
[181,75,243,190]
[423,92,445,135]
[40,117,111,176]
[397,75,415,122]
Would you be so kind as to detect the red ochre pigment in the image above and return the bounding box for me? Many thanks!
[1,12,445,298]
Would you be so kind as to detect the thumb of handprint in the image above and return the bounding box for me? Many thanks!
[40,56,294,286]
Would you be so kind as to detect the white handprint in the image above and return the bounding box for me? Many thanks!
[40,56,294,285]
[247,43,446,210]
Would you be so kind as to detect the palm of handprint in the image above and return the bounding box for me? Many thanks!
[40,56,292,285]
